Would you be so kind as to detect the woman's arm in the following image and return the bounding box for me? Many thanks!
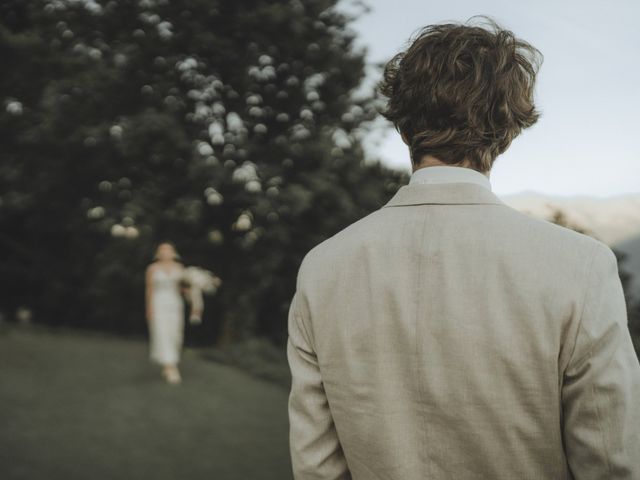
[145,264,154,323]
[180,266,202,316]
[189,286,204,319]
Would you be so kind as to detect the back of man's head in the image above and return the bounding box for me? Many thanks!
[378,15,543,172]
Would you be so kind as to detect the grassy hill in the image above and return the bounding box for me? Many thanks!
[0,327,292,480]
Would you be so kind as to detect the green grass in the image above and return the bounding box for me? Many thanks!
[0,326,293,480]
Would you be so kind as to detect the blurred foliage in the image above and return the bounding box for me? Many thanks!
[0,0,408,344]
[629,301,640,357]
[548,209,588,236]
[616,250,640,358]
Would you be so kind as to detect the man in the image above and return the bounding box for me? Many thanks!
[286,16,640,479]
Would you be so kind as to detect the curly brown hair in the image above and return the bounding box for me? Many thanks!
[378,15,543,172]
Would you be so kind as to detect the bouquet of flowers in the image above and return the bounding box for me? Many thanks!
[179,266,222,325]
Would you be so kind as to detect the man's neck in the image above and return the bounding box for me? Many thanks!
[412,156,489,178]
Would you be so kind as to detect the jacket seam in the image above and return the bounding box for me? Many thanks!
[564,243,614,476]
[293,293,315,355]
[564,242,600,371]
[414,209,430,475]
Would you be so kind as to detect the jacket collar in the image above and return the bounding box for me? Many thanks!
[409,165,493,191]
[382,182,509,208]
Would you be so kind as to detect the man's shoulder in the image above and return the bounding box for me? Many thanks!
[500,204,611,255]
[494,205,620,286]
[297,203,615,283]
[298,209,384,278]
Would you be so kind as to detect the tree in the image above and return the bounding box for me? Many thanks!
[0,0,408,343]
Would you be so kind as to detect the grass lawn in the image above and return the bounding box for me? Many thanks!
[0,326,293,480]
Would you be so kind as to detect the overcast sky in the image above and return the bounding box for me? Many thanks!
[346,0,640,197]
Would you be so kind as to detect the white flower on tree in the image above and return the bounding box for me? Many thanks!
[5,100,23,115]
[233,211,253,232]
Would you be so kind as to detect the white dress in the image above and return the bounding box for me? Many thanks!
[149,267,184,365]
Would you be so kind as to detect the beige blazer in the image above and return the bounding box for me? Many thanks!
[287,181,640,479]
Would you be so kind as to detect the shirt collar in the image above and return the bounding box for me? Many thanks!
[409,165,492,192]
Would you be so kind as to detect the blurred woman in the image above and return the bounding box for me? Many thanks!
[145,242,185,384]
